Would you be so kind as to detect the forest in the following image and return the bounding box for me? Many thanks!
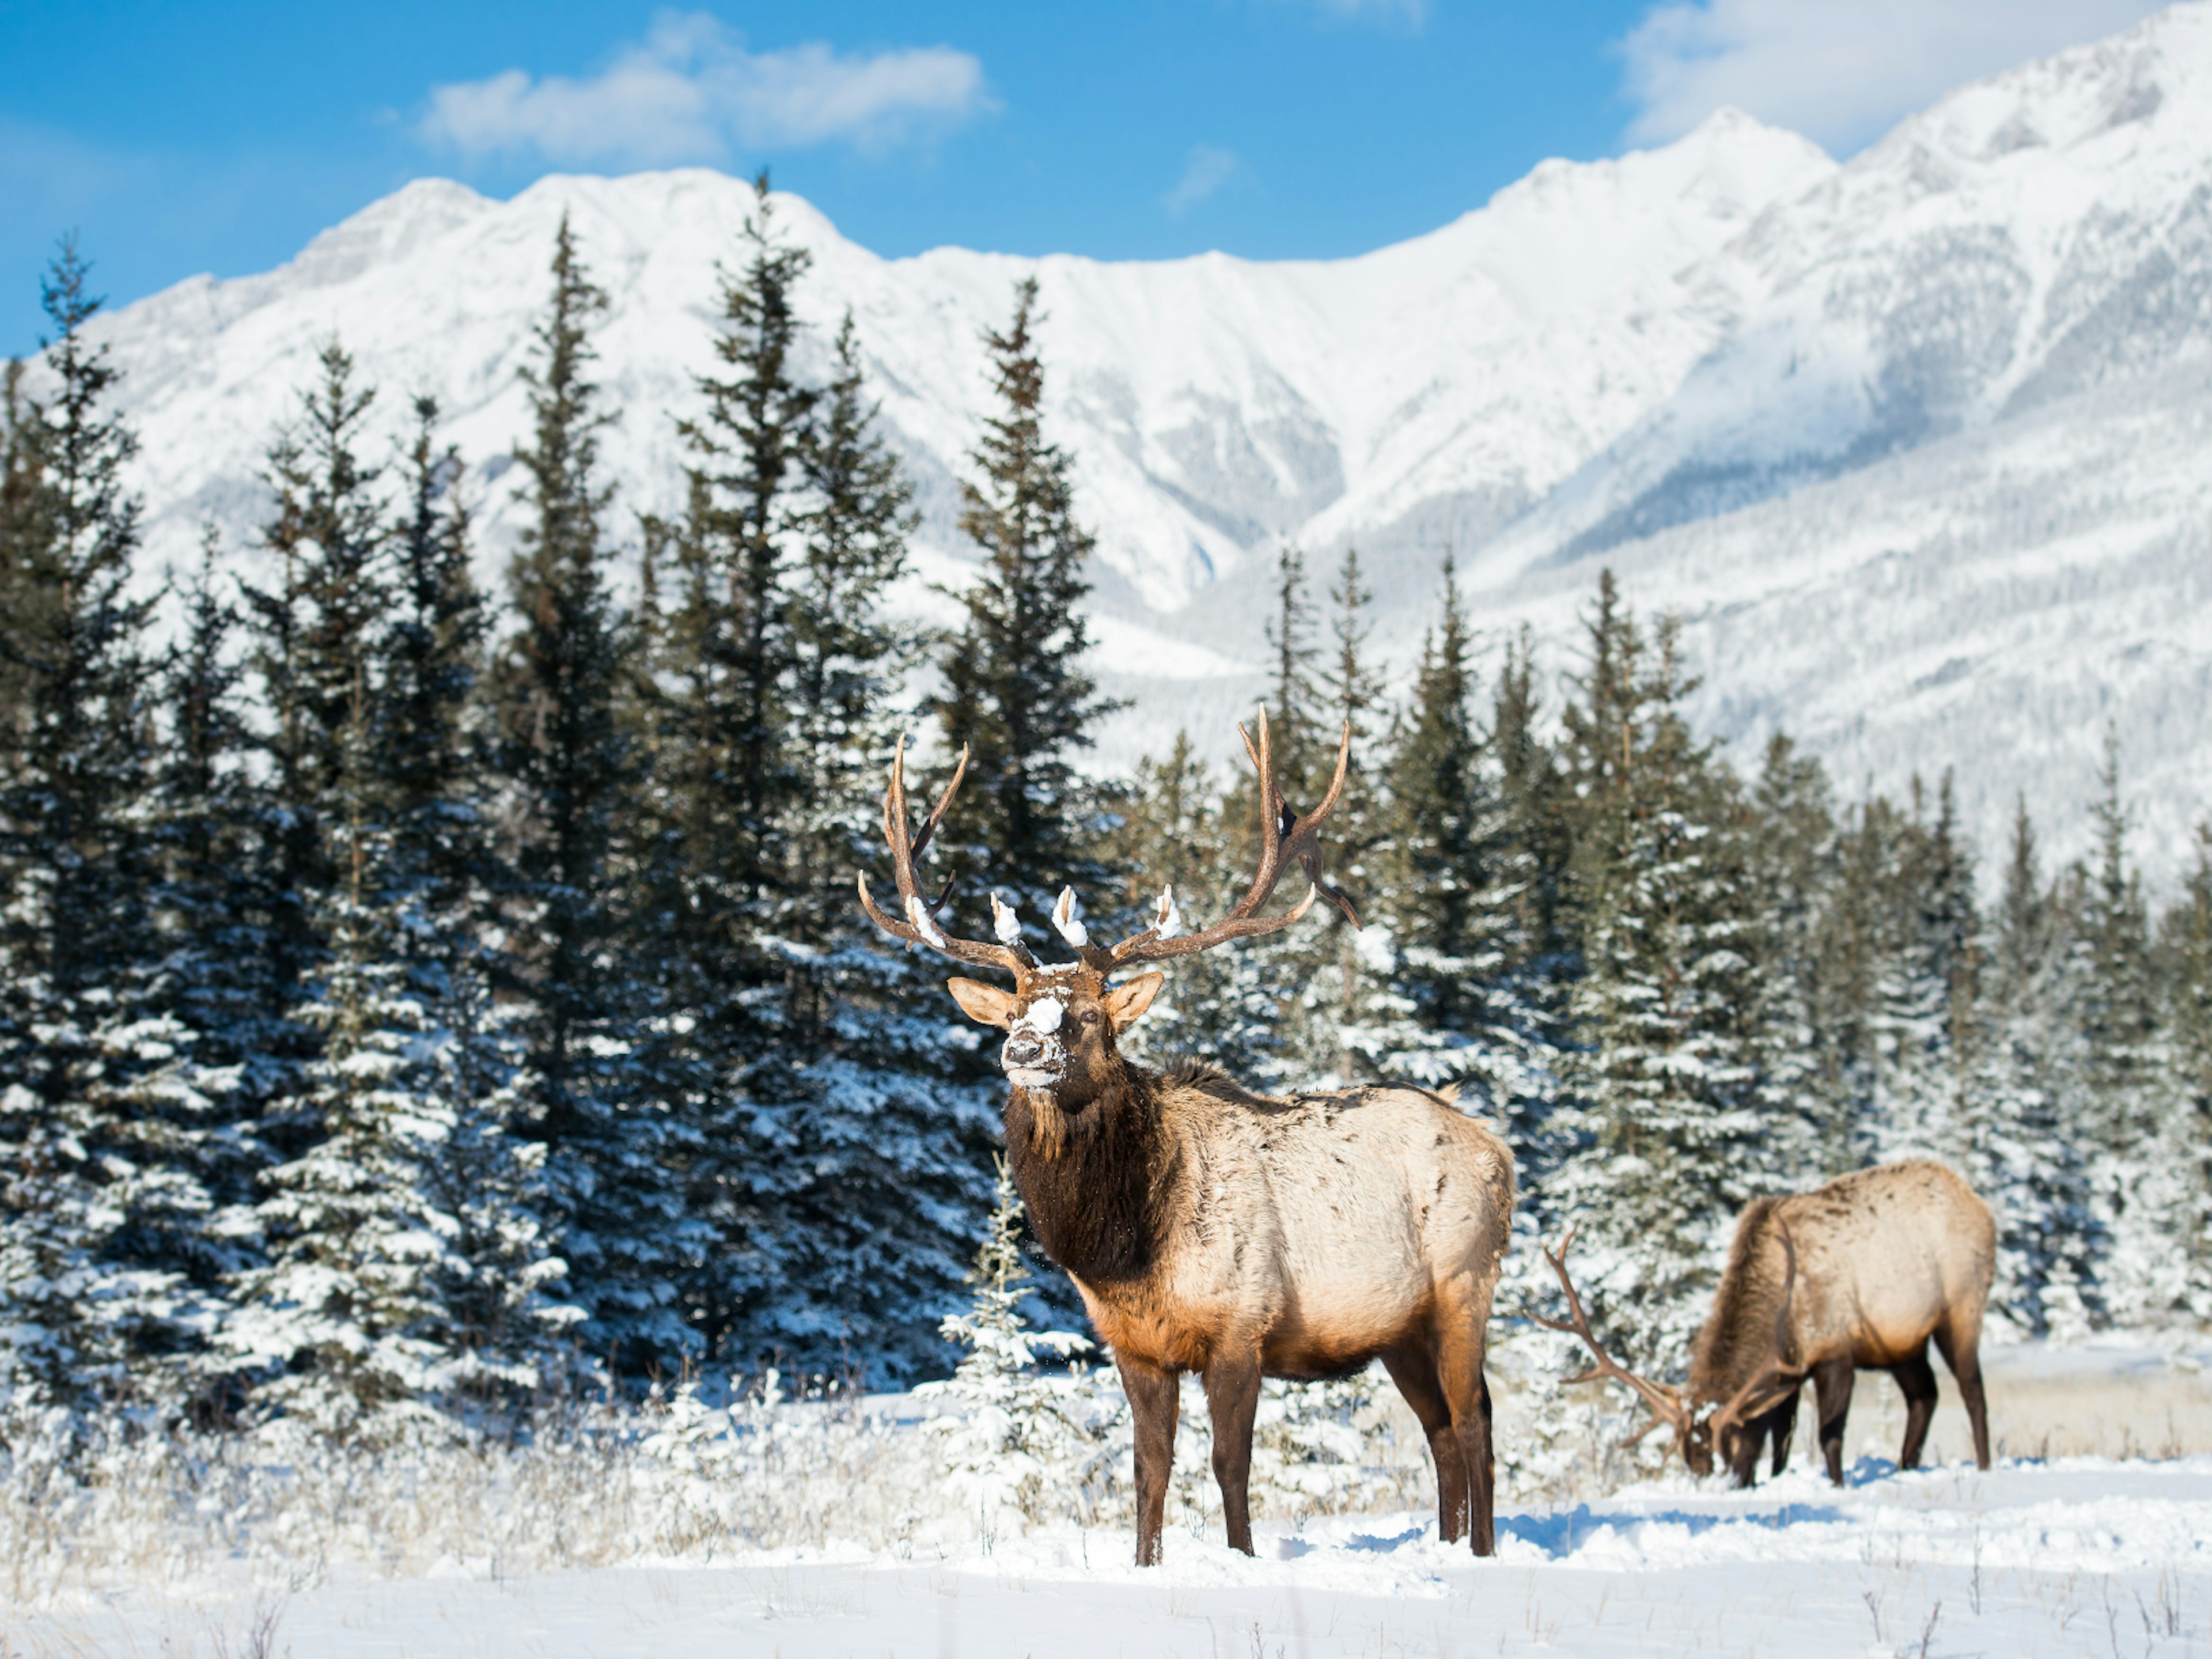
[4,177,2209,1448]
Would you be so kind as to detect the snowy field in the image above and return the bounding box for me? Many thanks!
[9,1343,2212,1658]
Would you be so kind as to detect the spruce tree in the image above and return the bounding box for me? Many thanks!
[2157,823,2212,1324]
[240,340,392,1033]
[1742,734,1838,1185]
[1208,543,1331,1090]
[494,217,684,1374]
[928,276,1122,935]
[1376,555,1542,1110]
[1544,574,1764,1374]
[1962,797,2099,1336]
[2072,738,2167,1323]
[721,309,998,1380]
[377,395,489,921]
[0,245,169,1404]
[637,180,819,1362]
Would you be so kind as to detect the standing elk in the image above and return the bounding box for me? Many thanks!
[1538,1160,1994,1486]
[858,713,1514,1564]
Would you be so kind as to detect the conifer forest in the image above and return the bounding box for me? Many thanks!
[6,185,2211,1464]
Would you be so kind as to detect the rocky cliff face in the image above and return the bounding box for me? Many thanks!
[72,3,2212,877]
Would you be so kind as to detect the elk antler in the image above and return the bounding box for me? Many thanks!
[1531,1229,1696,1450]
[856,737,1040,976]
[1707,1218,1806,1436]
[1080,709,1361,972]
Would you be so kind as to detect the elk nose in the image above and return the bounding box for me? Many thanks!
[1004,1035,1044,1067]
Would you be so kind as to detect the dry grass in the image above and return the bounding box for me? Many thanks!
[3,1340,2205,1622]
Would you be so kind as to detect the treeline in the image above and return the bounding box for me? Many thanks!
[3,184,2209,1441]
[1116,558,2212,1372]
[0,185,1120,1431]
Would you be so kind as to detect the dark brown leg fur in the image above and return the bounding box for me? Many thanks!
[1118,1351,1179,1566]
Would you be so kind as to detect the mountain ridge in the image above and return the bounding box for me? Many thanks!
[54,1,2212,883]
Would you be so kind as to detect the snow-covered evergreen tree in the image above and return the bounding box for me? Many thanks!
[916,1159,1112,1535]
[927,275,1123,929]
[0,245,175,1404]
[2155,821,2212,1326]
[493,218,684,1378]
[1961,798,2100,1337]
[1544,576,1764,1375]
[1373,556,1551,1118]
[2071,740,2174,1325]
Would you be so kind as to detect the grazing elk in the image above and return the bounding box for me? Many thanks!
[858,713,1514,1564]
[1538,1161,1995,1487]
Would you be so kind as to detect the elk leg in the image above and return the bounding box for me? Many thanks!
[1201,1349,1263,1556]
[1768,1390,1799,1479]
[1118,1351,1179,1566]
[1382,1342,1467,1544]
[1934,1315,1991,1471]
[1434,1312,1496,1556]
[1893,1346,1940,1471]
[1812,1357,1854,1486]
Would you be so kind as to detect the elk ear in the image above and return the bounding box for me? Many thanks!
[946,978,1017,1029]
[1104,972,1165,1032]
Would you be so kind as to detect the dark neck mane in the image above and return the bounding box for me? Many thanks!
[1004,1062,1173,1283]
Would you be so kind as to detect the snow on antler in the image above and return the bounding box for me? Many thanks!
[1051,888,1089,949]
[905,894,949,950]
[1152,885,1183,940]
[990,893,1023,944]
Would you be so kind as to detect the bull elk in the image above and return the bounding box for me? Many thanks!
[859,713,1514,1563]
[1538,1161,1994,1486]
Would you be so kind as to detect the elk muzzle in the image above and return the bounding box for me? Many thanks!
[1001,995,1068,1090]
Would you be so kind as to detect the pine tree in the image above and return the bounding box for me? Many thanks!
[377,395,488,921]
[1742,735,1837,1186]
[494,217,685,1374]
[2072,738,2169,1324]
[1544,574,1764,1375]
[130,535,279,1406]
[914,1158,1108,1533]
[0,244,169,1405]
[1376,555,1542,1109]
[636,180,820,1362]
[1210,543,1333,1090]
[2156,822,2212,1324]
[1300,547,1394,1084]
[238,338,395,1079]
[1962,797,2098,1336]
[715,309,998,1380]
[928,276,1123,934]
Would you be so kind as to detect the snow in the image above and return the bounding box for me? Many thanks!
[10,1459,2212,1656]
[1014,995,1064,1036]
[40,6,2212,884]
[1153,884,1185,940]
[906,894,949,950]
[1052,888,1090,950]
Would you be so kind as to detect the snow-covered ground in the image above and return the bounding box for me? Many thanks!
[9,1343,2212,1657]
[7,1460,2208,1657]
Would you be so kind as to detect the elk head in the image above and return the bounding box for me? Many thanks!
[1534,1227,1802,1480]
[855,711,1360,1150]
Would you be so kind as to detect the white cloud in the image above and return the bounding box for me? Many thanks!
[1617,0,2165,151]
[417,11,988,166]
[1162,146,1242,216]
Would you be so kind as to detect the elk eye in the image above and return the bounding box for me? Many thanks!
[1079,1009,1100,1026]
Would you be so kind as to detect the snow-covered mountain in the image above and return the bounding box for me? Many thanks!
[73,2,2212,882]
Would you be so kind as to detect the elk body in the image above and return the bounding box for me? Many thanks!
[1542,1160,1995,1486]
[859,715,1514,1564]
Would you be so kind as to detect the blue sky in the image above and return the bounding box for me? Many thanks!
[0,0,2168,357]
